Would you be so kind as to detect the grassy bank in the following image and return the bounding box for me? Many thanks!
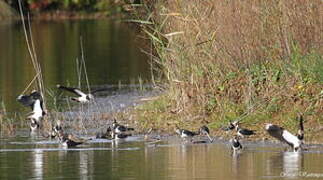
[124,0,323,142]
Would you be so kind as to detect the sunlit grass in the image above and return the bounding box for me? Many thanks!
[125,0,323,142]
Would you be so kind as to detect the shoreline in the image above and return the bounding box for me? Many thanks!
[116,0,323,144]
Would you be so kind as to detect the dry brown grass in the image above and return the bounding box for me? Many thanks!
[128,0,323,141]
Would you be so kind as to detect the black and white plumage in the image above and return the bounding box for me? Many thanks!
[17,91,46,131]
[111,131,131,140]
[57,84,95,103]
[199,125,213,142]
[230,136,242,151]
[265,123,302,152]
[236,126,256,138]
[17,90,43,109]
[175,126,199,138]
[221,121,239,131]
[112,119,135,134]
[30,118,40,132]
[26,99,46,127]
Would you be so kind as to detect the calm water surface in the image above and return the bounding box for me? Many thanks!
[0,19,150,113]
[1,19,323,180]
[1,135,323,180]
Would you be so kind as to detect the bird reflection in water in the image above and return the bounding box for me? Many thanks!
[32,149,43,179]
[267,151,304,178]
[79,151,92,179]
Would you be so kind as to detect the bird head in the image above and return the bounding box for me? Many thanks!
[174,125,181,135]
[264,123,273,130]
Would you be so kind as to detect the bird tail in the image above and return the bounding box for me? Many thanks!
[126,127,135,131]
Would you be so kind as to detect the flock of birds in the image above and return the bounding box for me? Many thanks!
[15,84,137,148]
[15,84,305,151]
[175,115,305,152]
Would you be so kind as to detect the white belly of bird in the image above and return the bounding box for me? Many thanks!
[31,100,43,121]
[115,129,122,134]
[181,133,189,138]
[78,96,89,103]
[282,130,301,148]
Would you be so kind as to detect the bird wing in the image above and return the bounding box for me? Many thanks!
[240,128,255,135]
[116,125,127,132]
[282,130,300,147]
[183,129,198,136]
[57,85,85,96]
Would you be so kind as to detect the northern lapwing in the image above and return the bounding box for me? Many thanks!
[58,131,85,148]
[234,123,255,138]
[57,84,95,103]
[111,130,131,140]
[18,91,45,131]
[230,136,243,151]
[221,120,239,131]
[112,119,135,134]
[265,115,304,152]
[199,125,213,142]
[175,126,199,140]
[26,98,46,129]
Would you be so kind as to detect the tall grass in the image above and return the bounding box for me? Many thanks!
[130,0,322,139]
[18,0,46,107]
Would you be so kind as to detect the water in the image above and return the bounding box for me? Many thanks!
[1,134,323,180]
[1,19,323,180]
[0,19,151,113]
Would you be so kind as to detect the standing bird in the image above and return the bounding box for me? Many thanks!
[57,84,95,103]
[112,119,135,134]
[175,125,199,139]
[265,121,303,152]
[233,123,255,138]
[111,130,131,140]
[230,136,243,151]
[199,125,213,142]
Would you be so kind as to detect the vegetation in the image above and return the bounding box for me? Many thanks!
[3,0,139,18]
[125,0,323,142]
[0,0,16,19]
